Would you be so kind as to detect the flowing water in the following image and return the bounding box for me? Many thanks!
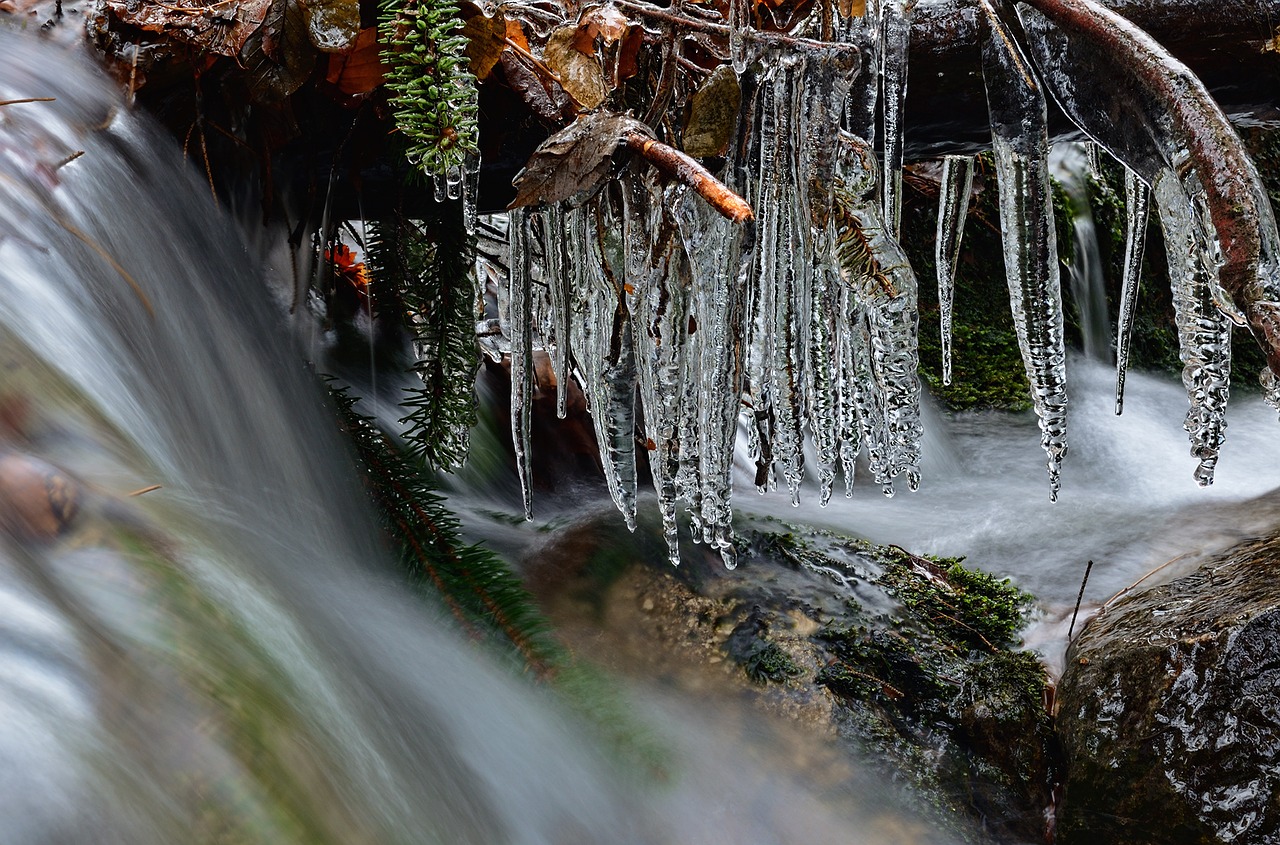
[3,24,1279,845]
[0,31,958,845]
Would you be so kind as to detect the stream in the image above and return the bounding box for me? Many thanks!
[1,24,1279,845]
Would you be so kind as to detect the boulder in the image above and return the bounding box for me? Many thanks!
[1056,531,1280,844]
[522,512,1057,843]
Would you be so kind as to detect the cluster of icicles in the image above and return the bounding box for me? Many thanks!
[468,0,1280,568]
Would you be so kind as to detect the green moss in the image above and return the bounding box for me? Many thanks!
[740,640,802,685]
[880,549,1034,651]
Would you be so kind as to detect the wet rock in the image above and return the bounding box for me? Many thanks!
[522,512,1057,844]
[1056,531,1280,845]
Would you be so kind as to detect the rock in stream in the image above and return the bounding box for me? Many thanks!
[1057,530,1280,844]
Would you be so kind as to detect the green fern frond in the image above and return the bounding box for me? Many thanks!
[331,385,558,673]
[378,0,479,176]
[365,209,478,469]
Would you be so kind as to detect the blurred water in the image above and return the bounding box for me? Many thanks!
[0,29,951,845]
[741,356,1280,665]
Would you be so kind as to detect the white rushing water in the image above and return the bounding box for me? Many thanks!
[0,30,959,845]
[738,356,1280,639]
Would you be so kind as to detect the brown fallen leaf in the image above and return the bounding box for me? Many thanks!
[682,64,740,158]
[324,26,385,96]
[543,25,608,111]
[463,11,518,81]
[500,49,573,122]
[573,3,629,55]
[101,0,273,58]
[510,111,646,208]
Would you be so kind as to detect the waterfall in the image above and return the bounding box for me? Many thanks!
[0,30,947,844]
[1053,143,1113,362]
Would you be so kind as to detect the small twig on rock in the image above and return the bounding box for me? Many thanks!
[623,131,753,223]
[1067,558,1094,639]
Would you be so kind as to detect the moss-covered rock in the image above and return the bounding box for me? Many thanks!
[521,511,1058,843]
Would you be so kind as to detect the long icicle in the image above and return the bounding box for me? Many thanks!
[626,174,689,564]
[880,0,912,238]
[979,0,1069,501]
[935,155,976,386]
[833,133,924,497]
[506,208,535,519]
[1114,166,1150,415]
[1153,170,1232,485]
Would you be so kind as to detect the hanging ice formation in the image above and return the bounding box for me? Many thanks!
[1114,167,1150,415]
[1015,0,1280,482]
[978,0,1069,501]
[935,156,976,386]
[490,0,1280,563]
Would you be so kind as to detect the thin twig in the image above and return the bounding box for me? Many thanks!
[1067,558,1094,639]
[128,484,163,496]
[623,131,753,222]
[0,97,55,107]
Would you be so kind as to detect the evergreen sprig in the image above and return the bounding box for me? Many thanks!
[332,385,558,673]
[365,209,478,469]
[378,0,479,176]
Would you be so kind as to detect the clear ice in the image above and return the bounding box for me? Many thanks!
[980,0,1068,501]
[1115,166,1150,415]
[473,0,1280,564]
[935,155,975,386]
[506,207,535,519]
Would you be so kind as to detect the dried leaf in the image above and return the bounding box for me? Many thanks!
[462,11,526,81]
[838,0,866,17]
[298,0,359,52]
[617,25,644,81]
[100,0,273,57]
[510,111,648,208]
[324,26,384,96]
[240,0,317,103]
[500,50,571,122]
[682,63,740,158]
[543,25,608,110]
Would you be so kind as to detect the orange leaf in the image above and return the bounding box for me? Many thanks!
[324,27,385,96]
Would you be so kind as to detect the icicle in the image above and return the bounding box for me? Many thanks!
[461,153,481,238]
[677,191,748,568]
[880,0,911,238]
[538,204,573,419]
[832,133,924,497]
[624,175,689,565]
[746,54,809,506]
[1153,171,1232,485]
[729,0,750,74]
[935,155,975,386]
[1085,142,1103,180]
[1114,166,1149,415]
[843,0,882,148]
[800,45,861,508]
[506,208,535,520]
[979,0,1068,502]
[578,200,640,528]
